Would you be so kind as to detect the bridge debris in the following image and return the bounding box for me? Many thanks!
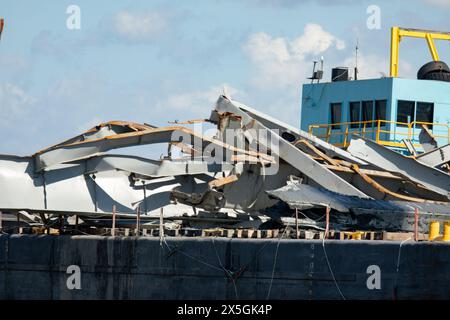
[1,95,449,236]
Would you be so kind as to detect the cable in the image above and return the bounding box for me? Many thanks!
[395,237,412,282]
[160,233,276,300]
[393,237,412,299]
[162,236,223,272]
[212,238,238,299]
[266,223,290,300]
[156,225,287,301]
[299,210,326,223]
[322,236,346,300]
[0,215,61,234]
[396,237,412,272]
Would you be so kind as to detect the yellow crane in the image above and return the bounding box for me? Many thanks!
[390,26,450,77]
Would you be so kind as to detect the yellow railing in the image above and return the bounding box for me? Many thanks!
[308,120,450,148]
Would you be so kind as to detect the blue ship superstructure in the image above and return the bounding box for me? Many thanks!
[300,27,450,154]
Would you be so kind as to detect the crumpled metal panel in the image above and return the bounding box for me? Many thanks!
[213,96,370,198]
[34,125,273,172]
[0,155,45,210]
[83,155,235,178]
[0,154,223,215]
[267,182,450,232]
[235,101,368,166]
[348,136,450,198]
[267,182,450,214]
[416,143,450,167]
[2,94,449,234]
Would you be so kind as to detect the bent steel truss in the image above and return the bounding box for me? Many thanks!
[0,95,449,233]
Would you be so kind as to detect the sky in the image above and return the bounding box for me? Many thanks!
[1,0,450,155]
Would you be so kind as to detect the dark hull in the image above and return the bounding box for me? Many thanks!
[0,235,449,300]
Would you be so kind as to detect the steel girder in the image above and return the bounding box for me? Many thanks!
[348,136,450,198]
[212,96,370,198]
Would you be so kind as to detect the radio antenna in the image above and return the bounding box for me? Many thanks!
[354,38,359,80]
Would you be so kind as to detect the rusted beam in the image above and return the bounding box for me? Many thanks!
[34,125,274,171]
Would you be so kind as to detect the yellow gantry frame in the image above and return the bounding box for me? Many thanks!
[390,26,450,77]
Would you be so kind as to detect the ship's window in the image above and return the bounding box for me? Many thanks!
[349,102,361,128]
[375,100,387,127]
[362,101,374,123]
[330,103,342,129]
[397,100,415,127]
[416,102,434,129]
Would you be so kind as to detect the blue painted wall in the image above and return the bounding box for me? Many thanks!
[301,77,450,147]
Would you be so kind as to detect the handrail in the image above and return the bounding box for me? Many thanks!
[308,120,449,148]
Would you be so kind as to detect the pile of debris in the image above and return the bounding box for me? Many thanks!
[1,95,449,236]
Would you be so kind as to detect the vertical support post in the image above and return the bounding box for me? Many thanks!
[111,205,116,236]
[425,33,440,61]
[136,205,141,236]
[159,207,164,245]
[344,125,349,147]
[414,208,419,241]
[17,213,21,234]
[448,126,450,145]
[75,215,79,234]
[443,222,450,242]
[295,208,299,240]
[59,215,64,235]
[142,180,148,215]
[325,206,330,239]
[376,120,381,143]
[390,26,400,77]
[408,122,412,142]
[429,221,440,241]
[0,211,2,232]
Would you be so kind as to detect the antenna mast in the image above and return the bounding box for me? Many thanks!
[308,57,324,83]
[354,38,359,80]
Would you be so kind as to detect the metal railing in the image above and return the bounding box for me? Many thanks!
[308,120,450,148]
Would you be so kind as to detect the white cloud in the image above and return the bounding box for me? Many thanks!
[424,0,450,7]
[290,24,346,57]
[342,53,387,79]
[156,84,241,117]
[243,23,345,89]
[341,52,414,80]
[0,54,30,75]
[113,11,168,42]
[0,83,36,124]
[246,0,360,7]
[76,117,103,133]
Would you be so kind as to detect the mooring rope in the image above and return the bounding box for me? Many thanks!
[266,223,290,300]
[322,237,346,300]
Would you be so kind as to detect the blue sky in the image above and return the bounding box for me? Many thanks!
[1,0,450,155]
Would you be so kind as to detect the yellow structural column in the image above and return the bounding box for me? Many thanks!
[443,222,450,242]
[429,221,441,241]
[425,33,440,61]
[389,26,450,77]
[390,27,400,77]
